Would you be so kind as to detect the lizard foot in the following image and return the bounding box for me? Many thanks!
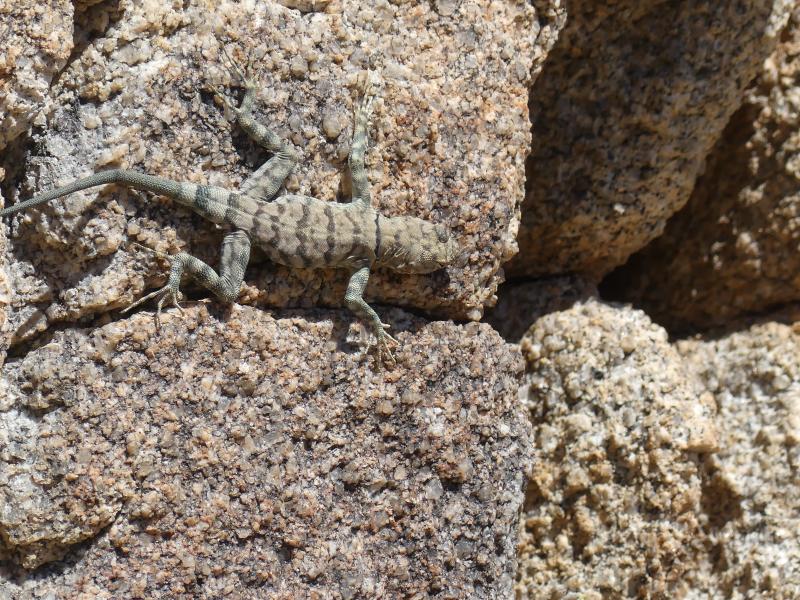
[207,44,260,115]
[121,284,185,328]
[375,323,399,368]
[124,242,186,326]
[355,71,377,122]
[219,44,259,91]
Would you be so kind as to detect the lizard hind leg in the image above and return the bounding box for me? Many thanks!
[123,230,252,326]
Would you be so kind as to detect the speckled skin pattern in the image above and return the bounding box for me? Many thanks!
[0,69,457,363]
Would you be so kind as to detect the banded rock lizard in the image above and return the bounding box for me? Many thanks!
[0,57,458,364]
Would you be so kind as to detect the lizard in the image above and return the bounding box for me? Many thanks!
[0,53,458,365]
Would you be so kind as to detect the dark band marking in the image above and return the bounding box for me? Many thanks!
[324,235,336,264]
[318,203,336,264]
[296,235,312,265]
[224,192,240,225]
[374,213,382,259]
[195,185,211,213]
[270,222,282,245]
[298,200,310,230]
[296,230,308,256]
[344,208,360,232]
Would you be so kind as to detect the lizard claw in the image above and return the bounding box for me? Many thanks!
[376,341,397,368]
[209,82,238,112]
[355,71,377,120]
[374,324,399,368]
[219,44,258,91]
[121,285,184,329]
[129,241,170,260]
[124,243,185,327]
[380,322,399,345]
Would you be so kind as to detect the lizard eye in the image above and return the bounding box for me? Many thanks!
[435,225,449,244]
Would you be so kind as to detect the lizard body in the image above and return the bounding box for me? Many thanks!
[0,60,457,364]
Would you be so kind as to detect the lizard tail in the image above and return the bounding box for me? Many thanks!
[0,169,184,217]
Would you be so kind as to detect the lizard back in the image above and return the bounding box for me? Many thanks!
[234,194,379,270]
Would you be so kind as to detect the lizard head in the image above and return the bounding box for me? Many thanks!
[377,217,459,273]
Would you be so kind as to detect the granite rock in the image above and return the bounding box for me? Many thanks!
[515,300,718,598]
[0,0,73,152]
[0,0,548,348]
[604,7,800,330]
[0,305,529,598]
[508,0,793,280]
[677,320,800,598]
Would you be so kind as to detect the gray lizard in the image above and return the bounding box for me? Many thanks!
[0,57,458,364]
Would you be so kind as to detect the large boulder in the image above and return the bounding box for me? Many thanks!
[0,306,530,598]
[509,0,792,280]
[605,7,800,330]
[677,319,800,597]
[516,300,717,598]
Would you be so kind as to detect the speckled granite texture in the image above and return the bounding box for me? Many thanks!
[0,0,73,151]
[0,305,529,598]
[1,0,549,347]
[677,320,800,599]
[508,0,793,280]
[605,6,800,330]
[515,300,718,598]
[0,1,548,597]
[4,0,800,598]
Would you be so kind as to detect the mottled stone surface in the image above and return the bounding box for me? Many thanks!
[508,0,793,280]
[678,321,800,599]
[0,305,529,598]
[0,0,73,151]
[605,7,800,330]
[0,0,546,348]
[515,300,718,598]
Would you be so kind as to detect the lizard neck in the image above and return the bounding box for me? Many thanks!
[374,214,419,270]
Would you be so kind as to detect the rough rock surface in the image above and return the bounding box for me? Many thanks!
[604,7,800,330]
[0,0,546,348]
[0,0,73,152]
[678,320,800,598]
[515,300,718,598]
[508,0,793,280]
[0,305,529,598]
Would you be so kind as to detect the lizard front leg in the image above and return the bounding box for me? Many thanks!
[343,76,398,363]
[341,76,398,364]
[348,72,376,207]
[124,229,251,324]
[344,266,398,366]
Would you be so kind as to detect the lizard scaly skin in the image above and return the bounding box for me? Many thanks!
[0,58,458,365]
